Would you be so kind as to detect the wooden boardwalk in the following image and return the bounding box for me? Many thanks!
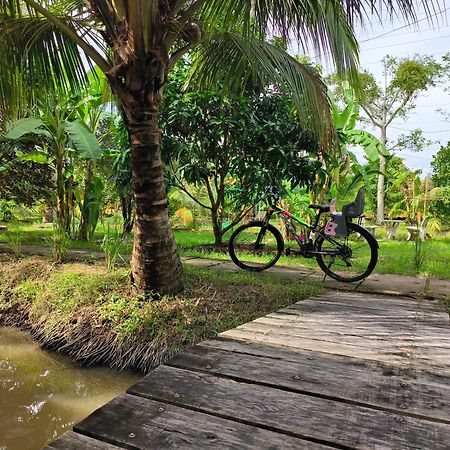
[47,291,450,449]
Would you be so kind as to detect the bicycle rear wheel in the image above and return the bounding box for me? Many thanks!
[228,222,284,271]
[315,222,378,282]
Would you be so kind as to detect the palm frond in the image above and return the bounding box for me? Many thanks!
[0,3,100,119]
[187,33,333,144]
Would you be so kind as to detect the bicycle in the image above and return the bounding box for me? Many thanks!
[228,187,378,282]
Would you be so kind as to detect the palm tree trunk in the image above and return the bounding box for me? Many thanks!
[126,106,183,295]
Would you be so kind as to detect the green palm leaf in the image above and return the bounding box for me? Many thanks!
[187,33,333,140]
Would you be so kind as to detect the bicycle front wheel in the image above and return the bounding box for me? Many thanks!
[228,222,284,271]
[315,222,378,282]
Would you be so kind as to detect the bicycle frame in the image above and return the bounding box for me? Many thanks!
[261,204,346,257]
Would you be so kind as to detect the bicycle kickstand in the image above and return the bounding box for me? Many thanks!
[322,257,335,282]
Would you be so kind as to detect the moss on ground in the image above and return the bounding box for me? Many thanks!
[0,255,323,372]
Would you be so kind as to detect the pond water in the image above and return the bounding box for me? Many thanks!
[0,326,139,450]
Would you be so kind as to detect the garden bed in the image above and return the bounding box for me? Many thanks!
[0,255,322,373]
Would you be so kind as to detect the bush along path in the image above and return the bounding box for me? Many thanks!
[0,254,323,373]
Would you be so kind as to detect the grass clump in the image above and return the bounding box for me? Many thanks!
[0,255,322,372]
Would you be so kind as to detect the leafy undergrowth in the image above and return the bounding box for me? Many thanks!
[0,255,322,373]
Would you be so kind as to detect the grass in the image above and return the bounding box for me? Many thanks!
[1,221,449,279]
[0,254,323,372]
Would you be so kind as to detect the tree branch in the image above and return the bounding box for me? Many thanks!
[178,0,207,25]
[386,93,413,126]
[385,88,400,113]
[360,104,383,128]
[171,172,213,210]
[23,0,111,73]
[203,174,218,210]
[223,204,255,233]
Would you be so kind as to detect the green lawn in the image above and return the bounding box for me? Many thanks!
[1,221,449,279]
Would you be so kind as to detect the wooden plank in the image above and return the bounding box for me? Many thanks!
[248,317,417,343]
[233,319,450,351]
[257,315,417,338]
[74,394,328,449]
[166,345,450,423]
[129,365,450,450]
[45,431,124,449]
[286,293,444,312]
[220,327,416,364]
[202,338,450,385]
[201,337,450,383]
[289,299,422,314]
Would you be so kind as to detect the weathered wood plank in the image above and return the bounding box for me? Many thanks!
[74,394,328,449]
[45,431,124,449]
[129,365,450,450]
[233,319,450,351]
[166,345,450,423]
[220,327,415,364]
[200,338,450,387]
[244,318,417,344]
[288,299,422,314]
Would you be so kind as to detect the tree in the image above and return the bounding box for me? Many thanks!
[0,140,53,207]
[430,142,450,223]
[162,72,318,245]
[355,55,446,223]
[0,0,440,295]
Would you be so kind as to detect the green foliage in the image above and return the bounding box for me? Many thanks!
[101,224,124,272]
[5,223,23,257]
[4,118,49,139]
[80,175,104,240]
[413,230,431,274]
[393,57,444,94]
[430,142,450,223]
[317,81,387,206]
[0,141,53,206]
[162,60,319,242]
[46,225,68,263]
[63,120,103,161]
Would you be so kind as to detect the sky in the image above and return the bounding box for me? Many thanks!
[307,2,450,176]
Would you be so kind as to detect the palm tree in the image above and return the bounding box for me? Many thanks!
[0,0,441,294]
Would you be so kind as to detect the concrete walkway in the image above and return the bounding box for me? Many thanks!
[1,243,449,301]
[184,256,450,301]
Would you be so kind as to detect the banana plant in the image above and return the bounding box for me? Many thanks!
[319,82,388,207]
[3,106,103,233]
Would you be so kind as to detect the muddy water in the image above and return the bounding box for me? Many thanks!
[0,327,139,450]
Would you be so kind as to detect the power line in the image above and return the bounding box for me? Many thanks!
[392,120,449,125]
[360,7,449,43]
[390,125,450,133]
[362,32,450,52]
[359,24,450,42]
[360,50,449,66]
